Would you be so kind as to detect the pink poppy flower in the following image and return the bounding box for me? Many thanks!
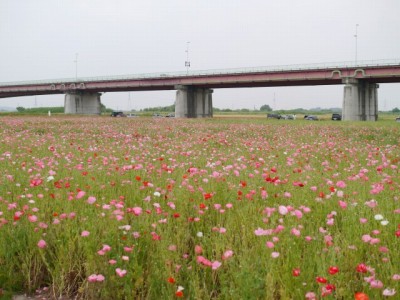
[37,239,47,249]
[195,245,203,254]
[222,250,233,260]
[365,200,378,208]
[382,288,396,297]
[291,228,301,237]
[305,292,316,300]
[271,252,280,258]
[116,268,127,277]
[197,256,212,267]
[362,235,372,243]
[87,196,96,204]
[266,241,275,248]
[76,191,86,199]
[278,206,288,215]
[130,207,142,216]
[28,215,38,222]
[336,181,346,188]
[370,279,383,289]
[212,261,222,270]
[88,274,105,282]
[81,231,90,237]
[88,274,98,282]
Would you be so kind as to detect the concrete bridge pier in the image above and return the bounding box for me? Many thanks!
[342,79,378,121]
[175,86,213,118]
[64,92,102,115]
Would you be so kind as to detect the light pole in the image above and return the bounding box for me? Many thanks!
[273,92,276,111]
[74,53,78,81]
[128,92,131,111]
[354,24,359,65]
[185,42,190,75]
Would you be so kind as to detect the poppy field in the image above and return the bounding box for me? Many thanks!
[0,116,399,299]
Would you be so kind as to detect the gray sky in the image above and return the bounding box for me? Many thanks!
[1,0,400,110]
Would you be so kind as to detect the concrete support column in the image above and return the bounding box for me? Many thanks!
[64,92,102,115]
[365,83,378,121]
[342,79,378,121]
[175,86,213,118]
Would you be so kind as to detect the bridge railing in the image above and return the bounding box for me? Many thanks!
[1,58,400,87]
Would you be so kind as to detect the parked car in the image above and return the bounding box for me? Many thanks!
[305,115,318,121]
[281,114,296,120]
[267,113,281,119]
[111,111,126,117]
[152,113,163,118]
[332,113,342,121]
[165,113,175,118]
[396,117,400,122]
[126,113,138,118]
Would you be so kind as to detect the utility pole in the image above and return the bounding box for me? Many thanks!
[185,42,190,75]
[354,24,359,65]
[74,53,78,81]
[128,92,132,111]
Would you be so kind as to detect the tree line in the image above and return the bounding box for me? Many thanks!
[14,105,400,115]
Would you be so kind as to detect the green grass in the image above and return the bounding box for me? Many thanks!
[0,116,399,299]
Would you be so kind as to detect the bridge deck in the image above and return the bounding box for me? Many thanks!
[1,59,400,98]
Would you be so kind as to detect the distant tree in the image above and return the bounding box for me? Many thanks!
[260,104,272,112]
[16,106,26,112]
[392,107,400,113]
[142,104,175,112]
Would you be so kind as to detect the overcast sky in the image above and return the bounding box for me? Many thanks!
[1,0,400,110]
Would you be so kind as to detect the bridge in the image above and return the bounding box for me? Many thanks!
[1,59,400,120]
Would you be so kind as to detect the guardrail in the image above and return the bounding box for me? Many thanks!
[1,58,400,87]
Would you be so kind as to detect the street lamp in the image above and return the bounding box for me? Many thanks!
[354,24,359,65]
[185,42,190,75]
[74,53,78,81]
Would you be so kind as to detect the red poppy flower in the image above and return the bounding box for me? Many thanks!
[316,276,327,283]
[204,193,212,200]
[325,284,336,291]
[292,268,300,277]
[168,277,175,284]
[54,181,62,190]
[328,266,339,275]
[356,263,368,273]
[354,292,369,300]
[175,291,183,297]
